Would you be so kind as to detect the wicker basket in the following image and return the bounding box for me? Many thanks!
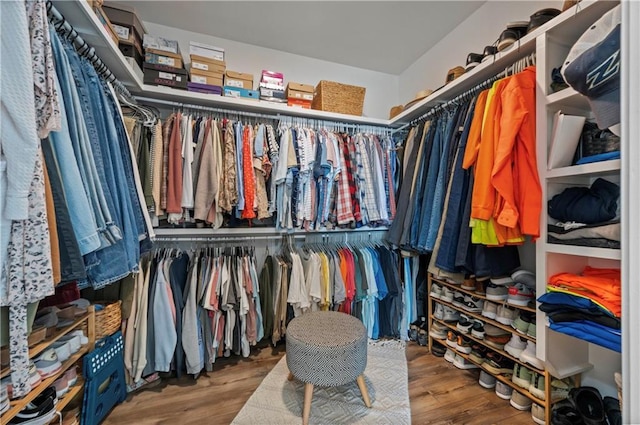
[95,300,122,339]
[311,80,366,116]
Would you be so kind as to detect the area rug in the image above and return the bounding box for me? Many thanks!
[231,340,410,425]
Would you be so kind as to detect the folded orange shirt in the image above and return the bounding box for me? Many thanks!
[548,266,621,317]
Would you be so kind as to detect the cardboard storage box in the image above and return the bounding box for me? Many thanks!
[190,71,224,87]
[287,82,314,101]
[225,71,253,90]
[224,86,259,101]
[143,34,180,55]
[145,51,183,69]
[92,6,119,45]
[143,63,187,89]
[190,55,226,74]
[261,70,284,86]
[187,82,222,95]
[103,3,146,43]
[119,40,143,68]
[189,41,224,62]
[259,87,286,100]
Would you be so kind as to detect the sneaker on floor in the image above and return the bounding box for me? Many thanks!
[479,370,496,389]
[452,292,467,308]
[551,399,582,425]
[442,306,460,322]
[462,296,484,313]
[512,312,534,335]
[441,287,455,303]
[434,303,445,321]
[603,396,622,425]
[510,390,533,411]
[512,364,533,389]
[530,373,546,400]
[496,305,517,326]
[531,403,546,425]
[481,300,498,319]
[431,343,447,357]
[456,314,473,334]
[505,334,527,358]
[417,323,429,347]
[454,354,478,370]
[520,341,544,370]
[507,283,535,307]
[429,321,448,340]
[568,387,606,424]
[471,319,486,339]
[469,344,488,364]
[483,352,515,375]
[496,381,513,400]
[446,331,458,348]
[444,348,456,363]
[34,349,62,379]
[456,335,473,354]
[461,276,476,291]
[430,283,443,299]
[486,282,509,301]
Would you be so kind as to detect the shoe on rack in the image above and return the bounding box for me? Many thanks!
[471,319,486,339]
[34,349,62,379]
[53,375,69,399]
[444,348,456,363]
[490,276,514,286]
[462,297,484,313]
[512,312,534,335]
[481,45,498,63]
[496,305,518,326]
[434,303,445,321]
[527,322,537,339]
[532,403,546,425]
[481,300,498,319]
[465,53,484,72]
[431,342,447,357]
[568,387,606,425]
[442,306,460,323]
[511,269,536,288]
[430,283,443,300]
[456,315,473,334]
[530,373,546,400]
[1,384,9,415]
[508,283,535,307]
[461,276,476,291]
[429,321,448,340]
[456,335,473,354]
[496,381,513,400]
[3,362,42,399]
[454,354,478,370]
[510,390,533,411]
[51,340,71,363]
[417,322,429,347]
[520,341,544,370]
[7,386,57,425]
[505,334,527,358]
[446,331,458,348]
[475,276,488,295]
[483,352,515,375]
[64,366,78,387]
[470,344,488,364]
[58,334,81,353]
[512,364,533,390]
[486,284,509,301]
[484,323,510,339]
[550,378,572,401]
[452,292,467,308]
[603,396,622,425]
[479,370,497,389]
[441,287,455,303]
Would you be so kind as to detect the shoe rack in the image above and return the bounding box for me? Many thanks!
[427,274,581,424]
[0,306,95,423]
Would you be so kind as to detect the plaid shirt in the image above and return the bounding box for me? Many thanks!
[384,136,397,220]
[336,134,356,225]
[345,135,362,223]
[355,134,380,223]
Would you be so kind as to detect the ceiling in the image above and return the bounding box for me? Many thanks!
[123,1,486,74]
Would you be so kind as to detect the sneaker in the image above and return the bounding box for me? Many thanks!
[417,323,428,347]
[486,284,508,301]
[479,370,497,389]
[471,320,486,339]
[475,277,487,295]
[64,366,78,387]
[58,334,81,353]
[462,297,484,313]
[2,363,41,399]
[531,403,546,425]
[568,387,606,424]
[530,373,546,400]
[603,396,622,425]
[483,352,514,375]
[512,364,533,389]
[505,334,527,358]
[429,321,448,340]
[512,312,534,335]
[496,305,517,326]
[496,381,513,400]
[511,269,536,288]
[470,344,488,364]
[456,335,472,354]
[461,276,476,291]
[441,287,455,303]
[481,300,498,319]
[550,378,572,401]
[456,315,473,334]
[442,306,460,322]
[527,322,537,339]
[434,303,445,320]
[444,348,456,363]
[51,340,71,362]
[454,354,478,370]
[490,276,515,286]
[465,53,483,71]
[34,349,62,379]
[1,384,9,414]
[520,341,544,370]
[53,375,69,398]
[446,331,458,348]
[485,333,511,350]
[452,292,466,308]
[431,342,446,357]
[430,283,443,299]
[508,283,535,306]
[8,386,57,425]
[551,399,582,425]
[510,390,533,411]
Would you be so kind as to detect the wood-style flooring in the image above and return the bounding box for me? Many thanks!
[104,342,533,425]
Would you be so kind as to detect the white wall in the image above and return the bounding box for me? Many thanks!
[143,22,399,120]
[398,0,562,104]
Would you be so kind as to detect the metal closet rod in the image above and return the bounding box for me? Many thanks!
[153,234,306,243]
[133,95,391,132]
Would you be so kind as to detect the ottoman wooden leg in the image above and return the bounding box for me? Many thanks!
[356,375,372,408]
[302,382,314,425]
[288,371,294,381]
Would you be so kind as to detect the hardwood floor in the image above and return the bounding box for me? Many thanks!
[104,342,534,425]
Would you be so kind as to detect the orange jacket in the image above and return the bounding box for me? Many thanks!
[492,66,541,240]
[548,266,621,317]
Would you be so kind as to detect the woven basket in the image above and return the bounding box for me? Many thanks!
[95,300,122,339]
[311,80,366,116]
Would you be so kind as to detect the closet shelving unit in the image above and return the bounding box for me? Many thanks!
[0,307,95,423]
[535,0,622,390]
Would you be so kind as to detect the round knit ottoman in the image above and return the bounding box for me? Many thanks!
[286,311,371,425]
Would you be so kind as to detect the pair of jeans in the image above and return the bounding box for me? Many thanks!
[404,123,433,249]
